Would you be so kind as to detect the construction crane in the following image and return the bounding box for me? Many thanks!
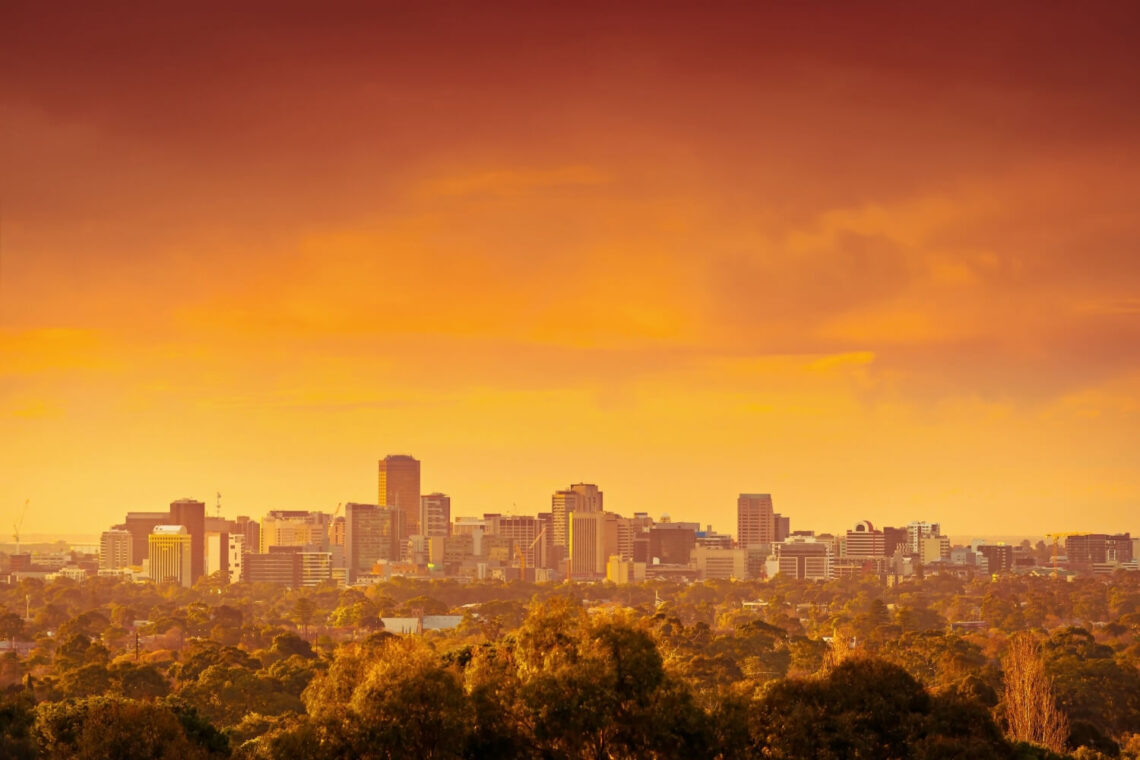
[516,528,546,578]
[1045,532,1087,575]
[332,502,343,519]
[12,499,29,554]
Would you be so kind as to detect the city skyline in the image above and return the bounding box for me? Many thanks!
[3,453,1139,540]
[4,3,1139,539]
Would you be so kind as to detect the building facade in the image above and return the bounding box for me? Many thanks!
[148,525,193,587]
[99,529,132,570]
[419,493,451,538]
[737,493,775,548]
[378,455,421,538]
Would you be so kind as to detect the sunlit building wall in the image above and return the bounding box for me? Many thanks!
[378,454,421,539]
[99,529,132,570]
[737,493,775,548]
[420,493,451,538]
[148,525,193,587]
[569,511,608,577]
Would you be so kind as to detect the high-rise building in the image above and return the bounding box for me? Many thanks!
[977,544,1014,574]
[1065,533,1134,565]
[244,546,303,587]
[344,503,404,581]
[774,514,791,542]
[920,535,951,564]
[148,525,193,587]
[378,455,421,538]
[737,493,775,548]
[570,483,603,512]
[205,531,230,579]
[906,521,941,554]
[260,510,331,552]
[498,515,545,570]
[231,516,260,556]
[99,529,132,570]
[551,490,581,549]
[227,535,245,584]
[843,521,886,558]
[420,493,451,538]
[569,511,608,578]
[123,511,169,565]
[552,483,602,551]
[169,499,206,584]
[648,524,696,565]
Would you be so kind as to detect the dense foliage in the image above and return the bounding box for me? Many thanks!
[1,571,1139,758]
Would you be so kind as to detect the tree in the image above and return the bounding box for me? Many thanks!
[1002,632,1069,754]
[33,696,219,760]
[292,597,316,638]
[750,657,1012,759]
[348,638,471,759]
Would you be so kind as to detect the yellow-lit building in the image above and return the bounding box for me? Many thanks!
[148,525,192,587]
[260,510,331,553]
[606,555,646,584]
[570,511,608,578]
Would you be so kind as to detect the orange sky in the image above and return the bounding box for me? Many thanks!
[3,1,1139,538]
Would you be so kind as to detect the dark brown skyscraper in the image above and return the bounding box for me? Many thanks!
[169,498,206,583]
[378,455,421,538]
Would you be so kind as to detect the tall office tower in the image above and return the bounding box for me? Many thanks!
[205,531,230,579]
[615,517,636,560]
[420,493,451,538]
[737,493,775,548]
[570,483,603,512]
[148,525,193,587]
[498,515,544,569]
[99,529,132,570]
[344,503,404,581]
[169,498,206,584]
[231,516,260,555]
[551,490,581,549]
[569,511,608,578]
[843,521,886,558]
[551,482,602,551]
[227,535,245,583]
[123,511,170,564]
[260,510,332,552]
[378,455,421,538]
[906,521,941,554]
[774,514,791,542]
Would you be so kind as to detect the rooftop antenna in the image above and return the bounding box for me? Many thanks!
[216,492,222,519]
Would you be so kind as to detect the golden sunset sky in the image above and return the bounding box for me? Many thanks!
[2,2,1138,538]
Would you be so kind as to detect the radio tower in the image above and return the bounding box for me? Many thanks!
[216,492,222,518]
